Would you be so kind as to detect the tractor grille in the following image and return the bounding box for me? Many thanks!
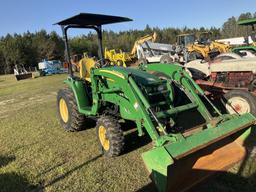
[142,83,171,111]
[212,72,254,88]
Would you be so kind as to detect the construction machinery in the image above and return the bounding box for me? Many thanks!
[72,49,133,69]
[38,59,64,75]
[105,32,178,66]
[176,33,196,47]
[138,41,186,64]
[56,13,256,192]
[199,32,231,54]
[13,65,32,81]
[103,33,158,67]
[130,32,157,57]
[104,48,134,67]
[104,32,176,66]
[177,32,230,61]
[177,33,210,60]
[132,32,183,64]
[130,32,160,64]
[210,41,230,53]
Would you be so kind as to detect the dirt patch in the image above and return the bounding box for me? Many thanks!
[0,92,57,118]
[0,99,15,106]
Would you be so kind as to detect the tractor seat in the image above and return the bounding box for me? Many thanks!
[79,57,96,81]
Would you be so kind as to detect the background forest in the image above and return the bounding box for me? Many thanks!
[0,12,255,74]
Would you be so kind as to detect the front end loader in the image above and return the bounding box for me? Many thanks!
[56,13,256,192]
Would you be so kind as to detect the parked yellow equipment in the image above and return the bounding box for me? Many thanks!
[187,43,212,59]
[210,41,230,53]
[104,48,134,67]
[177,32,230,60]
[199,31,231,55]
[71,32,158,79]
[104,32,157,66]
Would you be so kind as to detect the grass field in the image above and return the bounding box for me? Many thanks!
[0,74,256,192]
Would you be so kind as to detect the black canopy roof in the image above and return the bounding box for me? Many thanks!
[55,13,132,26]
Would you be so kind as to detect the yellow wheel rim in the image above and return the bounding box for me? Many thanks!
[59,98,69,123]
[98,125,110,151]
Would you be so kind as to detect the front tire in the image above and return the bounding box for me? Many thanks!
[57,88,86,131]
[96,116,124,157]
[136,58,148,66]
[188,51,203,61]
[223,90,256,116]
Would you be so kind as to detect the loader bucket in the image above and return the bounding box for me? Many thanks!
[142,113,256,192]
[15,73,32,81]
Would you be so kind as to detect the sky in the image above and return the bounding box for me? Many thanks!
[0,0,256,37]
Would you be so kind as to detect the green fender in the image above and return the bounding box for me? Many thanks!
[63,79,93,115]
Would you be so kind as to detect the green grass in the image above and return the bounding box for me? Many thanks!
[0,74,255,192]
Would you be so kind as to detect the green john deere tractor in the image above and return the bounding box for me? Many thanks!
[56,13,256,192]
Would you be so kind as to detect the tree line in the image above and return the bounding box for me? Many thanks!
[0,12,255,74]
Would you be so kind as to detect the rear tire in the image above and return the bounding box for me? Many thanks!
[136,58,148,66]
[189,51,203,61]
[57,88,86,131]
[223,90,256,116]
[96,116,124,157]
[160,55,173,64]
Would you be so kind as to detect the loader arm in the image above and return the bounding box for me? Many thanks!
[144,63,214,120]
[92,67,180,145]
[140,63,256,192]
[130,32,157,56]
[210,41,231,53]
